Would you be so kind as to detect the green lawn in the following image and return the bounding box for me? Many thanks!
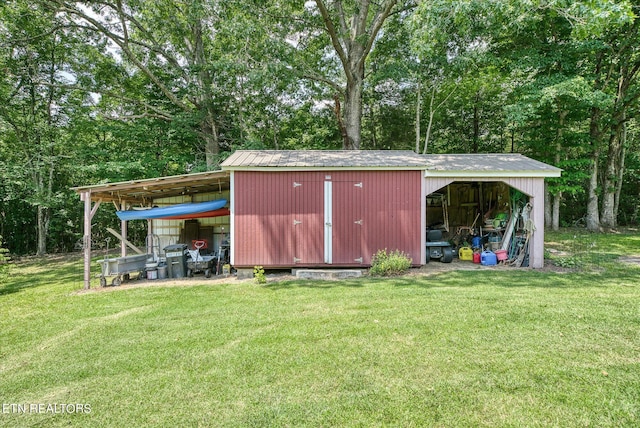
[1,230,639,427]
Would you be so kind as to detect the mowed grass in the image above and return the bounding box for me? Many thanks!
[1,230,639,427]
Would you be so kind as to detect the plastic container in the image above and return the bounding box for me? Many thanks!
[481,250,497,266]
[494,249,508,263]
[459,247,473,261]
[157,264,167,279]
[473,252,481,264]
[471,236,482,249]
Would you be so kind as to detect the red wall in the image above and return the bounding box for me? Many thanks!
[233,170,422,268]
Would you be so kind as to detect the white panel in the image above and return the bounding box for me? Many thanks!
[324,181,332,264]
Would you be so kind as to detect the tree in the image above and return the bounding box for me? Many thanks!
[409,0,636,231]
[271,0,407,150]
[0,2,83,255]
[41,0,243,168]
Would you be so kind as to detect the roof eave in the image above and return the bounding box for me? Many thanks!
[222,166,426,171]
[424,170,562,178]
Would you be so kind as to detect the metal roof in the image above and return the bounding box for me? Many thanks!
[221,150,428,169]
[72,170,230,203]
[72,152,560,204]
[221,150,561,177]
[422,153,562,177]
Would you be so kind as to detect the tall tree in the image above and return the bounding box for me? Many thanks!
[41,0,238,168]
[272,0,407,150]
[0,2,83,255]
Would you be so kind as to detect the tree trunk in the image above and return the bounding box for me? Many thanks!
[472,93,479,153]
[313,0,397,151]
[601,122,624,229]
[551,109,567,231]
[586,108,602,232]
[614,143,626,218]
[415,80,421,153]
[552,193,561,231]
[202,117,220,168]
[544,182,551,227]
[343,70,363,150]
[36,205,49,256]
[422,86,437,154]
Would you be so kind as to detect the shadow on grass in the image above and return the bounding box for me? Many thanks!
[0,255,83,296]
[262,266,639,291]
[264,279,365,290]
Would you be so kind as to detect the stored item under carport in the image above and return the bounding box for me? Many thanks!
[494,249,508,263]
[98,254,148,286]
[186,240,215,278]
[481,250,497,266]
[425,229,453,263]
[164,243,188,278]
[459,247,473,261]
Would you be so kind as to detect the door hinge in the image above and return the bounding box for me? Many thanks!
[354,182,363,188]
[293,219,302,226]
[354,257,363,264]
[293,182,302,188]
[354,219,363,225]
[293,257,301,263]
[325,222,332,227]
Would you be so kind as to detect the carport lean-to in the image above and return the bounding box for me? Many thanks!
[73,170,231,289]
[74,150,561,289]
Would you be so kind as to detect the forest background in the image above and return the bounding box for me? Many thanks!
[1,0,639,257]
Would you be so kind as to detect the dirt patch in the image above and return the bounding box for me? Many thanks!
[73,258,582,294]
[619,256,640,265]
[72,274,257,294]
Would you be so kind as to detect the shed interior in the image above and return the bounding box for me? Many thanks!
[426,181,533,266]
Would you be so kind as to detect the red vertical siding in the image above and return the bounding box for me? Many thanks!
[293,180,324,264]
[359,171,422,266]
[332,180,363,264]
[233,170,422,268]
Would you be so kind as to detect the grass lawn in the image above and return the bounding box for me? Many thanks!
[1,230,639,427]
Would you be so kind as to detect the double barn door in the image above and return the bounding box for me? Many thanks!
[293,179,363,265]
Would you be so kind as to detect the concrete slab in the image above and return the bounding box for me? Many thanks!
[294,269,363,280]
[236,268,254,280]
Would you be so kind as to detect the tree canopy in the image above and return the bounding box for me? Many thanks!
[1,0,638,255]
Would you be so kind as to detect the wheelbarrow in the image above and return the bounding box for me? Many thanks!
[186,240,215,278]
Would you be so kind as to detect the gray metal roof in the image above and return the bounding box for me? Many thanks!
[221,150,428,169]
[72,170,230,203]
[422,153,562,176]
[221,150,561,177]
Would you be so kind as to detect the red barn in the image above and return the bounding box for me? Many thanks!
[74,149,561,288]
[221,151,426,268]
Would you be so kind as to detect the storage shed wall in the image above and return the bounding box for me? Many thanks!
[232,170,422,268]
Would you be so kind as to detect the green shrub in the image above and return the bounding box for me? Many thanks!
[253,266,266,284]
[369,249,412,276]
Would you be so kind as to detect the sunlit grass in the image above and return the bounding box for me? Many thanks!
[0,231,639,427]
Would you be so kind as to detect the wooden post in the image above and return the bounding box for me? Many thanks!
[531,178,545,269]
[82,191,92,290]
[81,192,102,289]
[120,201,127,257]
